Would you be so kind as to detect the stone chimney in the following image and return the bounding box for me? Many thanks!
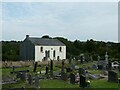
[26,35,29,38]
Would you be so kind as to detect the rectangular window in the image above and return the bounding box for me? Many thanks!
[59,47,62,52]
[48,50,50,58]
[53,50,55,57]
[40,47,43,52]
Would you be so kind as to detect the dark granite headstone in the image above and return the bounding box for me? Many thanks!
[108,70,118,83]
[45,66,49,75]
[70,73,75,84]
[108,61,112,70]
[61,60,67,81]
[98,65,103,70]
[79,75,86,88]
[50,60,53,77]
[61,60,65,73]
[50,60,53,71]
[80,56,83,64]
[78,68,86,75]
[33,62,38,72]
[66,67,72,72]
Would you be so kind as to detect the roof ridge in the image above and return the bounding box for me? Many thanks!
[28,37,65,46]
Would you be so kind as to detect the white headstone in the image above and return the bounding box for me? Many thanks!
[98,56,100,61]
[105,52,108,64]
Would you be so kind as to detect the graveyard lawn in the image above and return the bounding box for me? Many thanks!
[1,65,120,89]
[90,79,119,88]
[1,66,60,76]
[2,79,118,88]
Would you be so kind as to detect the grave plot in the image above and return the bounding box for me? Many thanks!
[2,60,119,89]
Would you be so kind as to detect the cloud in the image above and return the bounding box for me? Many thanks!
[2,2,118,42]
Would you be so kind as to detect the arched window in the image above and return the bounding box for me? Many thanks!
[59,47,62,52]
[40,47,43,52]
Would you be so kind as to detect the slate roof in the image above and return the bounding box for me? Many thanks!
[29,37,65,46]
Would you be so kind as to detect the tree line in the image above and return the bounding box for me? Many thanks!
[2,35,120,61]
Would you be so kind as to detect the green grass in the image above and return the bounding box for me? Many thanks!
[1,62,120,89]
[2,67,33,76]
[2,79,119,88]
[40,79,78,88]
[91,79,119,88]
[2,80,35,89]
[88,70,102,74]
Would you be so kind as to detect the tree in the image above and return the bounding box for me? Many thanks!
[41,35,52,39]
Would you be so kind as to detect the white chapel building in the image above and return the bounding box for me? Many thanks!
[20,35,66,61]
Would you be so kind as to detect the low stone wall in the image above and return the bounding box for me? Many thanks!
[1,59,69,68]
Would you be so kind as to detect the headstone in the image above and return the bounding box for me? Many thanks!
[69,58,72,64]
[105,52,108,64]
[108,61,112,70]
[90,56,93,61]
[71,63,75,69]
[20,73,26,81]
[45,66,49,75]
[98,56,100,61]
[75,65,79,70]
[61,60,67,81]
[16,72,21,78]
[34,75,40,88]
[28,74,32,85]
[39,65,42,74]
[50,60,53,71]
[50,60,53,77]
[66,67,72,72]
[33,62,38,72]
[70,73,75,84]
[98,65,103,70]
[79,75,86,88]
[80,54,83,64]
[12,66,15,72]
[108,70,118,83]
[78,68,86,75]
[92,64,98,70]
[61,60,65,73]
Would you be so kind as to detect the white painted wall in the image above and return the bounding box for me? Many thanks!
[35,45,66,61]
